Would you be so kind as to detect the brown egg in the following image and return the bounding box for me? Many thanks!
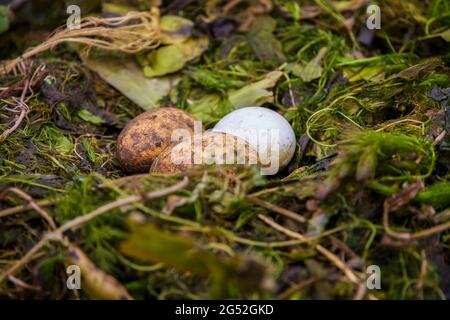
[116,107,197,173]
[150,131,260,174]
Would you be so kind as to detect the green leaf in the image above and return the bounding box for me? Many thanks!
[36,126,73,154]
[55,136,73,154]
[78,109,104,125]
[81,139,96,162]
[120,222,272,298]
[440,29,450,42]
[246,16,286,63]
[187,93,232,125]
[394,58,442,81]
[289,47,328,82]
[0,5,10,34]
[143,37,209,77]
[187,70,283,124]
[160,15,194,44]
[83,56,180,110]
[228,70,283,107]
[343,65,386,82]
[284,0,301,21]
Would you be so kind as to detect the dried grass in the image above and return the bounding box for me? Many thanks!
[1,9,161,74]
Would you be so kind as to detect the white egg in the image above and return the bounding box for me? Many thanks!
[213,106,296,174]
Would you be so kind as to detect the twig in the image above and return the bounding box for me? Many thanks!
[383,200,450,240]
[0,188,56,230]
[409,220,450,239]
[433,130,447,146]
[58,176,188,234]
[0,237,49,285]
[353,283,367,300]
[98,173,158,188]
[246,195,307,223]
[277,276,322,299]
[1,10,160,74]
[0,64,47,100]
[0,177,189,285]
[330,235,360,261]
[8,275,41,291]
[0,199,53,219]
[258,214,361,284]
[416,250,427,300]
[0,79,30,142]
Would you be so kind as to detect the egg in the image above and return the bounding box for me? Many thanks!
[212,106,296,174]
[116,107,198,173]
[150,131,259,174]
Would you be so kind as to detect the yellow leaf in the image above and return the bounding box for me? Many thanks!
[143,37,209,77]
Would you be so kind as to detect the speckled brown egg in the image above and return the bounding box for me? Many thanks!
[116,107,197,173]
[150,131,260,174]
